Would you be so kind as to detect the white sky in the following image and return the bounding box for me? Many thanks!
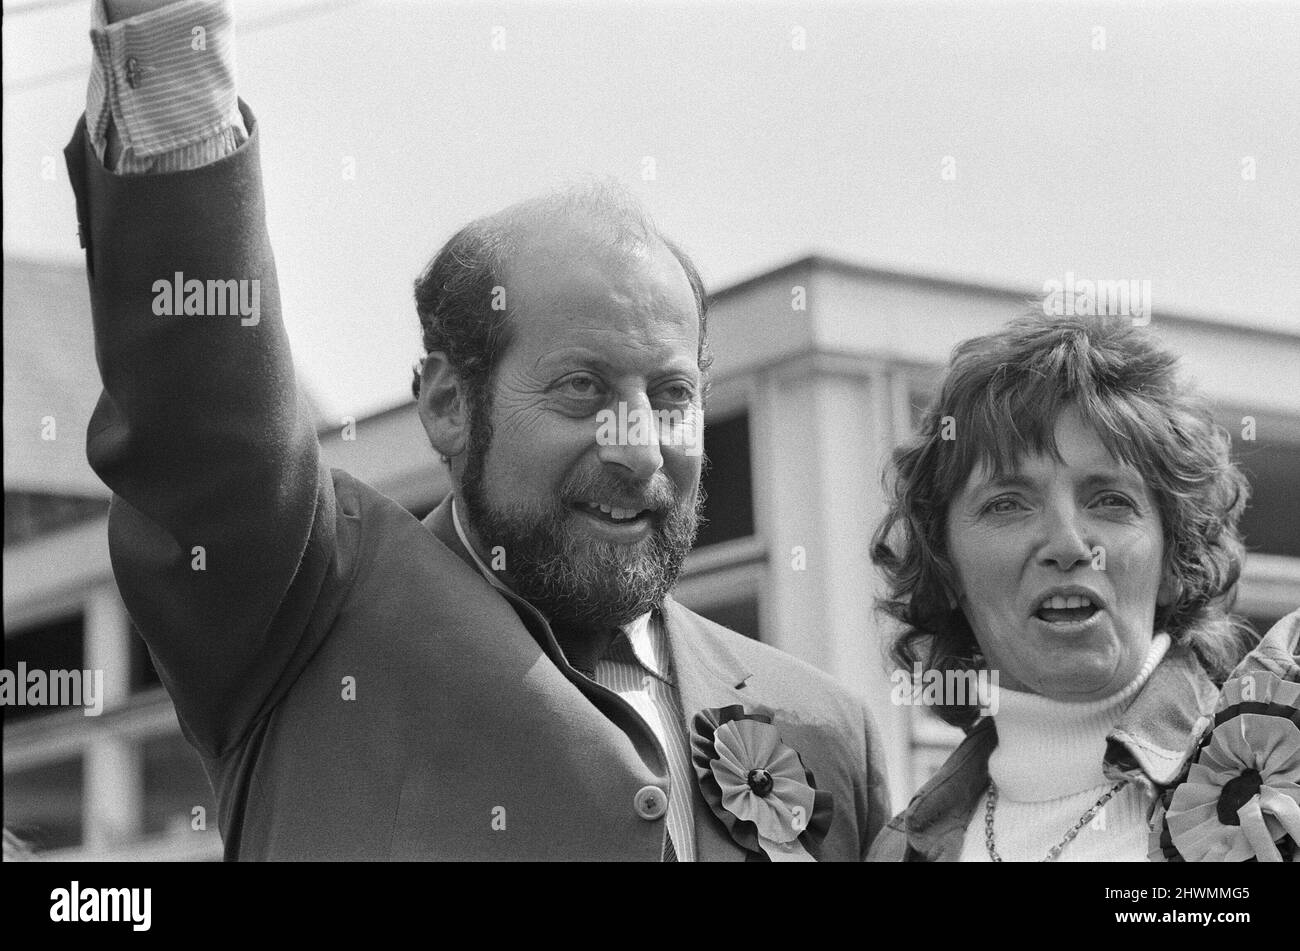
[5,0,1299,419]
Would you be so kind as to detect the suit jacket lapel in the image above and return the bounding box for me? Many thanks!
[422,495,565,666]
[662,597,758,862]
[422,508,756,861]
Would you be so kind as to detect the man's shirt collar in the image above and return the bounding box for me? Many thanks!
[450,494,511,594]
[609,612,673,686]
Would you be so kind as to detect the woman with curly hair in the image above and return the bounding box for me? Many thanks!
[866,311,1297,861]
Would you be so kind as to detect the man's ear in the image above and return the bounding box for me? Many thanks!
[415,352,470,459]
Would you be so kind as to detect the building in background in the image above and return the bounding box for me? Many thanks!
[5,254,1298,859]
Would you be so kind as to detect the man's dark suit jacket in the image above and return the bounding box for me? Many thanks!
[64,102,889,860]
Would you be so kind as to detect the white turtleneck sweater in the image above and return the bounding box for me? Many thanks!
[959,633,1171,862]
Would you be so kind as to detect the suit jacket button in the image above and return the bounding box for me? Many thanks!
[633,785,668,820]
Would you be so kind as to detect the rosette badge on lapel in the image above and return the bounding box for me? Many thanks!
[691,705,832,861]
[1150,668,1300,862]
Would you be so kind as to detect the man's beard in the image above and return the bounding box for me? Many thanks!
[459,406,704,635]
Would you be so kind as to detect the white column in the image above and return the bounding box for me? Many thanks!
[82,585,142,851]
[84,584,131,711]
[753,355,912,810]
[83,737,143,851]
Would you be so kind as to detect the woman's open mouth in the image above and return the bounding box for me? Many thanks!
[1033,594,1101,625]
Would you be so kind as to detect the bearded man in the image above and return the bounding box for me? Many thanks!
[65,0,888,860]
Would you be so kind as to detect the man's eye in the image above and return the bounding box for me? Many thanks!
[658,383,696,404]
[559,375,602,398]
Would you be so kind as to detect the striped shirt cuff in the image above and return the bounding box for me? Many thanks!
[87,0,247,171]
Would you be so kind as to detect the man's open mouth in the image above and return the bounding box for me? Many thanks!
[574,501,654,524]
[1034,594,1101,624]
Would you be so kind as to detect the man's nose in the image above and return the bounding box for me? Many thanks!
[1037,500,1094,571]
[595,398,664,482]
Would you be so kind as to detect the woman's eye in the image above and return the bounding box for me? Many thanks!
[1095,492,1137,511]
[984,497,1022,515]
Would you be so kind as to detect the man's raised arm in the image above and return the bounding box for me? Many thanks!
[67,0,348,757]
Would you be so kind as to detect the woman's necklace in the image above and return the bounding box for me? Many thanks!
[984,779,1129,862]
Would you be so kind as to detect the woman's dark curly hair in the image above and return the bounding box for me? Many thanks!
[871,312,1253,729]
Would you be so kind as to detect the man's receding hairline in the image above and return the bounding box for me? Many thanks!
[505,218,664,271]
[500,230,699,318]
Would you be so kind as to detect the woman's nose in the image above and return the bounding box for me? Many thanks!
[1037,501,1095,570]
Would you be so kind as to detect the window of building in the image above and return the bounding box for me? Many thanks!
[694,413,753,550]
[4,757,84,852]
[2,612,84,724]
[3,492,109,547]
[1235,438,1300,559]
[141,733,217,837]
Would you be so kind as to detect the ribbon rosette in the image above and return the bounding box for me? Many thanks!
[691,705,832,861]
[1150,669,1300,862]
